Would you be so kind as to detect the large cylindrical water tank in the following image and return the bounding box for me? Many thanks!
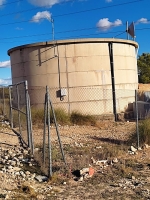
[8,38,138,115]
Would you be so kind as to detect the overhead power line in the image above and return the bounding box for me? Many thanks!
[0,25,149,44]
[0,0,145,26]
[0,23,127,41]
[0,0,23,7]
[53,0,144,18]
[0,0,77,17]
[0,23,150,42]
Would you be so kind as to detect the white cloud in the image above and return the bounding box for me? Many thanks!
[96,18,122,31]
[0,78,12,86]
[105,0,112,2]
[28,0,61,7]
[16,27,23,30]
[0,60,10,68]
[135,18,150,25]
[31,11,51,23]
[0,0,6,6]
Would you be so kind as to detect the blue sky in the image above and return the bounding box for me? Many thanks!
[0,0,149,85]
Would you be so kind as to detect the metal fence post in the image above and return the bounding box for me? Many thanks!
[9,86,13,129]
[27,93,34,154]
[16,85,22,136]
[3,87,5,116]
[48,88,66,165]
[43,92,47,166]
[47,86,52,177]
[135,89,140,148]
[24,81,32,150]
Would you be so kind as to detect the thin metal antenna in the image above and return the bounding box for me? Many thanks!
[50,17,55,41]
[47,14,57,56]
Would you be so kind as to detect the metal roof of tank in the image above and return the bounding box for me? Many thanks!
[8,38,138,55]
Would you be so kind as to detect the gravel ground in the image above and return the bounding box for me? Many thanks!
[0,120,150,200]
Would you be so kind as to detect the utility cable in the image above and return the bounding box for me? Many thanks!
[0,0,23,7]
[0,0,145,26]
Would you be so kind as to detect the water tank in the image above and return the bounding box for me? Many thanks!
[8,38,138,115]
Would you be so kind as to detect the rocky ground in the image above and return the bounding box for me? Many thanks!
[0,119,150,200]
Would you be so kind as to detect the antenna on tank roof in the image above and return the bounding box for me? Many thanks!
[47,14,57,57]
[126,21,136,41]
[50,16,55,42]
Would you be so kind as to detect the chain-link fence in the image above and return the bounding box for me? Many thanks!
[2,83,149,177]
[134,89,150,148]
[28,86,138,176]
[28,86,136,117]
[0,81,33,153]
[0,86,9,117]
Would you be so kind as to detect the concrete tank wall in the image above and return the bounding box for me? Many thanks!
[8,38,139,115]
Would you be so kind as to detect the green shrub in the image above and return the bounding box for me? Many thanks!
[129,118,150,146]
[138,118,150,145]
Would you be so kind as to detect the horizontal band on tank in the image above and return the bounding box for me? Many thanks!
[7,38,138,56]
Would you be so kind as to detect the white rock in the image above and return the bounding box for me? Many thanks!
[20,171,26,178]
[25,171,30,175]
[144,144,149,149]
[4,156,8,160]
[78,176,84,182]
[130,146,137,152]
[96,160,108,166]
[11,161,16,166]
[18,155,23,160]
[13,167,21,172]
[23,150,28,155]
[35,175,48,182]
[96,146,102,149]
[113,158,118,163]
[7,165,13,170]
[80,168,89,175]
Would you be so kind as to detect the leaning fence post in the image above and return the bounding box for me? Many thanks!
[47,86,52,178]
[43,92,47,166]
[135,89,139,149]
[49,92,66,165]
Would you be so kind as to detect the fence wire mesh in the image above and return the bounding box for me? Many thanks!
[27,86,138,176]
[2,84,149,177]
[0,82,33,152]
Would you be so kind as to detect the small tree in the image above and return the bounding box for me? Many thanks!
[138,53,150,83]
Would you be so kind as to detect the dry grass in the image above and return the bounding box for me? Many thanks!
[70,111,96,126]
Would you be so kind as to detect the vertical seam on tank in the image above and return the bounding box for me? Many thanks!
[20,49,25,80]
[65,45,70,114]
[56,44,61,89]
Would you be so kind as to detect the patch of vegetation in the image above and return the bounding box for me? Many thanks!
[31,108,97,126]
[70,111,96,126]
[50,108,70,125]
[129,118,150,146]
[31,108,44,124]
